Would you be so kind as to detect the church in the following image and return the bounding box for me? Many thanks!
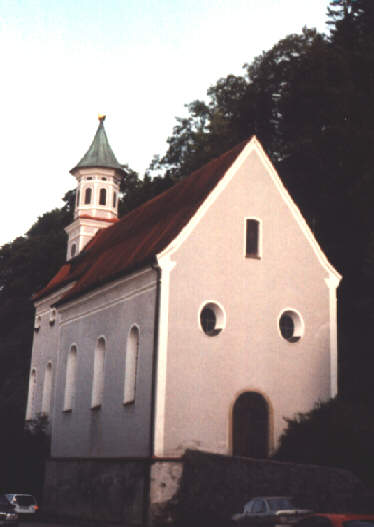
[26,116,341,522]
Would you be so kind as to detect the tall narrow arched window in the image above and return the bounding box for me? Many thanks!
[25,368,36,420]
[84,187,92,204]
[99,188,107,205]
[112,192,117,208]
[41,362,53,416]
[64,345,77,411]
[91,337,106,409]
[124,326,139,404]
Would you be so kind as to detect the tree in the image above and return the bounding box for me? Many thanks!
[147,1,374,401]
[274,398,374,487]
[0,203,73,420]
[118,164,175,216]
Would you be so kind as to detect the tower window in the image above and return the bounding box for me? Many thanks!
[76,190,80,206]
[84,187,92,204]
[99,188,107,205]
[113,192,117,208]
[246,219,260,257]
[71,243,77,258]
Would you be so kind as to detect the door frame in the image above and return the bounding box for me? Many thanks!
[229,389,274,457]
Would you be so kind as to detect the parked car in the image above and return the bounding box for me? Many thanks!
[294,514,374,527]
[0,495,18,526]
[232,496,313,525]
[5,495,38,517]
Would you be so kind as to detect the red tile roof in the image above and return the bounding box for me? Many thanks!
[34,139,249,305]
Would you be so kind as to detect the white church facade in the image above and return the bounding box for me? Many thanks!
[26,117,341,520]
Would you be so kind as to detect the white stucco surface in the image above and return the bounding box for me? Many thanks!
[157,147,336,457]
[27,286,73,425]
[29,269,158,458]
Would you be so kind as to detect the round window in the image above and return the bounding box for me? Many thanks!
[278,310,304,342]
[199,302,225,336]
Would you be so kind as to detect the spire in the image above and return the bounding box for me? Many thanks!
[70,115,124,174]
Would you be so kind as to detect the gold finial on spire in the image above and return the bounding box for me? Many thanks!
[98,114,106,122]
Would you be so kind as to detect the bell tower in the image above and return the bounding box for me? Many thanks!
[65,116,124,260]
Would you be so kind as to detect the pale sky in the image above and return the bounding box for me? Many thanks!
[0,0,330,247]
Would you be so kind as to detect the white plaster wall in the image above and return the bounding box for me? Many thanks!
[51,268,158,458]
[161,149,333,457]
[28,287,71,426]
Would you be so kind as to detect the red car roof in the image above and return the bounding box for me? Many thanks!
[311,514,374,527]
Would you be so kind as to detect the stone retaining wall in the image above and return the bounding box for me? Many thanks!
[42,452,364,526]
[43,458,148,525]
[169,450,364,526]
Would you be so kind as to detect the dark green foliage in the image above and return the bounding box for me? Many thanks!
[118,164,175,216]
[0,203,72,493]
[149,0,374,402]
[274,398,374,487]
[0,414,50,499]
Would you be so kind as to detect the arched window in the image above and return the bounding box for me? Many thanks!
[84,187,92,204]
[64,345,77,411]
[34,315,41,331]
[49,308,57,325]
[124,326,139,404]
[99,188,107,205]
[41,362,53,415]
[91,337,106,409]
[113,192,117,208]
[25,368,36,420]
[71,243,77,258]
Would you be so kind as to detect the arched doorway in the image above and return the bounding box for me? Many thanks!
[232,392,269,458]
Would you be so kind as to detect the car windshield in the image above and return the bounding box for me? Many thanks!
[14,495,35,506]
[267,498,295,511]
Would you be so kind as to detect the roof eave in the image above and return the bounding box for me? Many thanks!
[54,256,157,308]
[69,164,125,176]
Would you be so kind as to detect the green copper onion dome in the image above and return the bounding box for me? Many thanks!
[70,115,124,174]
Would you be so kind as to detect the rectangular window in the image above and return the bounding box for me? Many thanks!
[245,219,260,257]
